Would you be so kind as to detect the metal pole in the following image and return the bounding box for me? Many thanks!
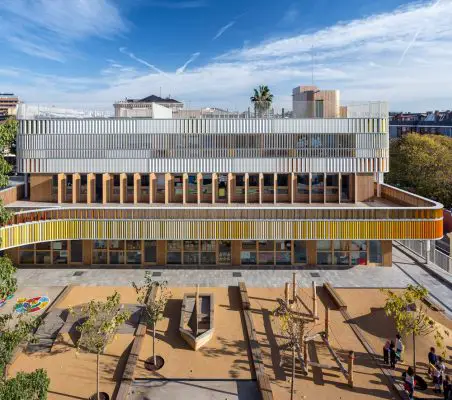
[348,351,354,387]
[312,281,317,318]
[285,282,290,305]
[325,305,329,340]
[292,272,296,304]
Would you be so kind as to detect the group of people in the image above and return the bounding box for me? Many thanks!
[383,334,404,369]
[382,337,451,400]
[428,347,450,399]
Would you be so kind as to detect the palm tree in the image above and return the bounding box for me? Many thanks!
[250,85,274,117]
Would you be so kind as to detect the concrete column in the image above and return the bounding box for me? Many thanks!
[212,173,218,204]
[232,240,241,266]
[149,173,156,204]
[447,233,452,273]
[425,240,431,264]
[119,173,127,204]
[228,173,233,204]
[165,173,171,204]
[259,173,263,204]
[308,173,312,204]
[57,173,66,204]
[244,173,249,204]
[338,173,342,204]
[72,173,80,204]
[290,173,295,204]
[183,173,188,204]
[87,173,95,204]
[274,173,277,204]
[354,173,358,204]
[24,173,28,198]
[102,173,110,204]
[133,173,141,204]
[197,173,202,204]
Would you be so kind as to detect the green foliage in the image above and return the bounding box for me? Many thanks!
[0,119,17,151]
[0,256,17,299]
[0,369,50,400]
[381,285,449,356]
[386,133,452,208]
[71,291,131,355]
[250,85,274,116]
[0,315,40,378]
[133,273,171,328]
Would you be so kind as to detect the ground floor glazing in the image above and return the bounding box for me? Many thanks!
[6,239,392,267]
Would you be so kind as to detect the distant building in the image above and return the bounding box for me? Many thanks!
[292,85,340,118]
[0,93,19,119]
[114,94,183,117]
[390,111,452,138]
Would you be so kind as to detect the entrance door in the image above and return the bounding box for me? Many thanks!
[70,240,83,264]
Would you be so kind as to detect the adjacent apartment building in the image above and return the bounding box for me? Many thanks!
[0,102,443,268]
[0,93,19,120]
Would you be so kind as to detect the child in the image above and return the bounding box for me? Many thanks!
[383,340,390,365]
[389,341,397,369]
[436,357,446,393]
[404,366,415,400]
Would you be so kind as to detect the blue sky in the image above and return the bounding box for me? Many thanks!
[0,0,451,111]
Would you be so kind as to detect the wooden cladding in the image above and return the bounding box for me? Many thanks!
[0,219,443,250]
[0,184,25,205]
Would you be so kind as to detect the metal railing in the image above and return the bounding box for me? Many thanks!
[396,239,452,274]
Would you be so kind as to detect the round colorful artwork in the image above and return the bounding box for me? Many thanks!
[0,294,14,308]
[14,296,50,314]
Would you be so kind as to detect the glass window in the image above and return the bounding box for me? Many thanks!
[110,240,124,250]
[184,241,199,251]
[317,252,332,265]
[351,252,368,266]
[93,251,107,264]
[184,252,199,264]
[36,242,51,250]
[312,174,324,194]
[110,251,124,264]
[276,241,291,251]
[70,240,83,263]
[141,175,150,187]
[126,251,141,265]
[276,252,291,265]
[167,240,182,251]
[241,251,257,265]
[351,240,367,251]
[258,241,274,251]
[316,241,331,251]
[259,252,274,265]
[200,240,215,251]
[53,250,68,264]
[277,174,288,186]
[36,252,51,264]
[334,252,350,265]
[294,241,307,264]
[144,241,157,263]
[218,241,231,264]
[52,241,67,250]
[369,241,383,264]
[333,241,349,251]
[113,174,120,187]
[167,252,182,264]
[326,174,338,187]
[201,252,216,264]
[94,240,107,249]
[126,240,141,250]
[242,241,257,250]
[19,251,34,264]
[236,175,245,186]
[249,174,259,187]
[297,174,309,194]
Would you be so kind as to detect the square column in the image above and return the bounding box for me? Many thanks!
[57,173,66,204]
[244,173,249,204]
[183,173,188,204]
[87,173,95,204]
[212,173,218,204]
[165,173,172,204]
[149,173,156,204]
[259,173,263,204]
[228,173,233,204]
[197,173,202,204]
[102,173,111,204]
[134,173,141,204]
[273,173,277,204]
[72,173,80,204]
[119,173,127,204]
[308,173,312,204]
[290,173,295,204]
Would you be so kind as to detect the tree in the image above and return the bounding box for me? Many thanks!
[381,285,449,374]
[132,273,171,368]
[386,133,452,209]
[0,369,50,400]
[71,292,130,400]
[273,298,307,400]
[250,85,274,117]
[0,118,17,187]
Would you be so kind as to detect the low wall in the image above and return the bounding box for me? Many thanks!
[444,210,452,234]
[0,182,24,205]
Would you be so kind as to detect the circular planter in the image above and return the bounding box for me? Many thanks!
[89,392,109,400]
[144,356,165,371]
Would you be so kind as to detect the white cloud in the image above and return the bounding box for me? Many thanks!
[213,21,236,40]
[2,0,452,111]
[0,0,126,61]
[176,53,201,74]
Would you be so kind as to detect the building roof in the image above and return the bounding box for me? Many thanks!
[127,95,182,104]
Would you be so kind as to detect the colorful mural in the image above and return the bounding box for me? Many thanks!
[0,294,14,308]
[14,296,50,314]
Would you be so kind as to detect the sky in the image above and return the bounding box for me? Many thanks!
[0,0,452,112]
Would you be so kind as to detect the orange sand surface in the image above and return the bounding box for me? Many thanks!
[337,288,452,400]
[248,287,400,400]
[134,286,253,380]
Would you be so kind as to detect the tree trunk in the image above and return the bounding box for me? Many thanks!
[412,332,416,375]
[291,344,295,400]
[97,352,100,400]
[153,322,156,366]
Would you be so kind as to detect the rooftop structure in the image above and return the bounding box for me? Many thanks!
[0,93,442,269]
[0,93,19,119]
[114,94,183,117]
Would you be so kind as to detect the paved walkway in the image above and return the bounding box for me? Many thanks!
[16,246,451,317]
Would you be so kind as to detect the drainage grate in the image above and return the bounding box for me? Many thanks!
[73,271,84,277]
[152,272,162,277]
[310,272,321,278]
[232,272,242,278]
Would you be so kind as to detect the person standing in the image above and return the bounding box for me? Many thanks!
[395,334,404,362]
[428,347,437,375]
[383,340,390,365]
[404,366,415,400]
[390,341,397,369]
